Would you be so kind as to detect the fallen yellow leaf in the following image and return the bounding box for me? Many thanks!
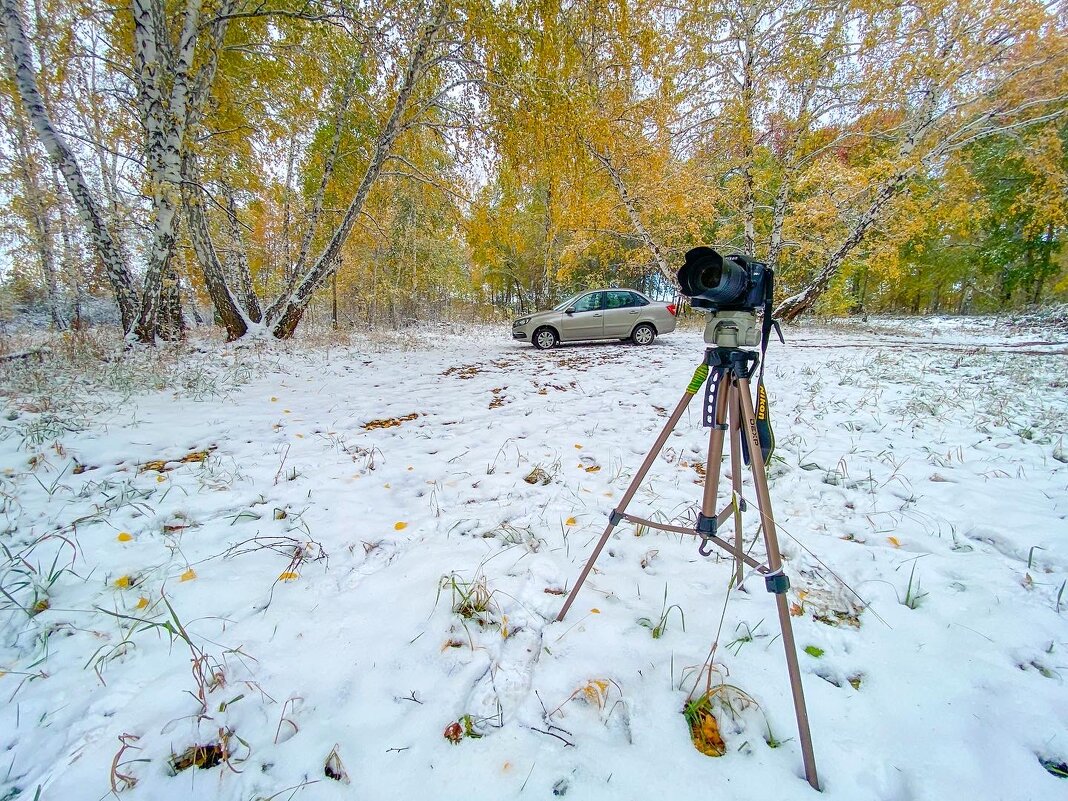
[179,568,196,582]
[394,521,408,531]
[590,608,600,614]
[278,571,299,581]
[574,444,583,449]
[271,397,278,402]
[887,536,901,548]
[135,596,149,609]
[117,532,133,542]
[688,702,726,757]
[580,679,610,706]
[155,474,166,483]
[114,576,131,589]
[565,517,577,526]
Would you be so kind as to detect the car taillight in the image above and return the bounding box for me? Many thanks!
[667,303,677,316]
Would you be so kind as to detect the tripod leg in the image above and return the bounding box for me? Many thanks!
[698,368,730,529]
[556,362,709,622]
[736,376,819,790]
[728,391,745,588]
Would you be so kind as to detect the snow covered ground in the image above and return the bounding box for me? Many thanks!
[0,316,1066,801]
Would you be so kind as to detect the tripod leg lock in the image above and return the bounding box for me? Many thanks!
[764,570,791,595]
[608,509,624,526]
[696,513,717,557]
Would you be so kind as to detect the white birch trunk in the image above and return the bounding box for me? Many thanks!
[2,0,139,331]
[289,65,360,282]
[181,156,254,340]
[131,0,200,341]
[223,184,263,323]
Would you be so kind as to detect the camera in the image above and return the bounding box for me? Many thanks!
[677,247,771,312]
[678,247,774,348]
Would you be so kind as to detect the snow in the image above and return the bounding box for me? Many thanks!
[0,316,1066,801]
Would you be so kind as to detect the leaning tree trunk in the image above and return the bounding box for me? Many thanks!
[1,0,139,331]
[8,91,64,328]
[222,184,263,323]
[265,2,448,339]
[585,143,677,289]
[181,156,251,340]
[774,76,944,322]
[774,169,914,322]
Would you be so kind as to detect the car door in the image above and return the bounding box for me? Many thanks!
[602,290,643,337]
[560,291,605,341]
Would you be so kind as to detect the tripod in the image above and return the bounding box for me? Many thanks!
[556,344,819,791]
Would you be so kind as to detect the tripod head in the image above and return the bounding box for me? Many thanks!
[703,310,759,348]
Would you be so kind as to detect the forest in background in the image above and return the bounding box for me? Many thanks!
[0,0,1065,341]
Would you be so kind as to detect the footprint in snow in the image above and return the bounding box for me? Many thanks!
[462,579,551,733]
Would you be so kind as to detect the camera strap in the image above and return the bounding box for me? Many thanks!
[752,271,784,467]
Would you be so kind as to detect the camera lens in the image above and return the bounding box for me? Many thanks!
[678,247,749,306]
[699,263,723,288]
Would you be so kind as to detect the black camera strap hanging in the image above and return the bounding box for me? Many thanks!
[742,269,784,468]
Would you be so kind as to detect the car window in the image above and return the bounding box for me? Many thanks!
[553,293,581,311]
[606,291,634,309]
[571,292,603,313]
[628,292,649,307]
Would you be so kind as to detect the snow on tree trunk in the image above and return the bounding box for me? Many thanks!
[130,0,201,343]
[1,0,139,332]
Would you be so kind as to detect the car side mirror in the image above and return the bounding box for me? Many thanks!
[565,308,575,315]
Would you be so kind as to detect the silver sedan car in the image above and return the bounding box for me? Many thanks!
[512,289,678,349]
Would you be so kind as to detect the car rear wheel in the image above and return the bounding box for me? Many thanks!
[631,323,656,346]
[533,327,558,350]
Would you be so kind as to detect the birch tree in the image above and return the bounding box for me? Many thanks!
[1,71,63,326]
[1,0,140,330]
[771,0,1068,320]
[178,0,482,339]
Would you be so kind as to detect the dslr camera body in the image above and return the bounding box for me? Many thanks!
[677,247,774,348]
